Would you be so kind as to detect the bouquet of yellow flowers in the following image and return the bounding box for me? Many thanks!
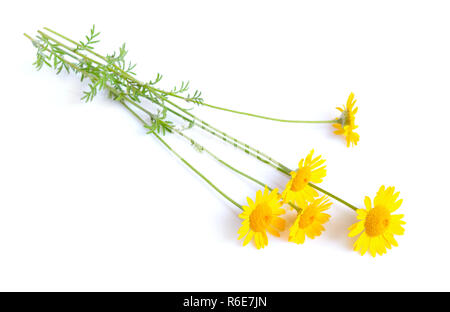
[25,25,405,257]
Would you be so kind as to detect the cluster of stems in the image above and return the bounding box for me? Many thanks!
[24,27,358,213]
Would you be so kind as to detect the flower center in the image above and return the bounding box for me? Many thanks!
[298,213,315,229]
[339,109,354,127]
[364,206,391,237]
[291,168,311,192]
[249,203,271,232]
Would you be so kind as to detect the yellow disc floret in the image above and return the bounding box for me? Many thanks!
[364,206,391,237]
[290,167,312,192]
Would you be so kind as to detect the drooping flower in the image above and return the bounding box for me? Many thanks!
[333,92,359,147]
[333,122,360,148]
[289,195,331,244]
[238,186,286,249]
[282,150,326,208]
[348,185,406,257]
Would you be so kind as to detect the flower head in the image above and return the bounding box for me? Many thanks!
[333,92,359,147]
[238,186,286,249]
[282,150,326,208]
[289,196,331,244]
[348,185,405,257]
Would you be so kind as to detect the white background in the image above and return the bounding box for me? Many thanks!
[1,0,449,291]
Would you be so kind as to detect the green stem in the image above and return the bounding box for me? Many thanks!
[42,27,142,84]
[28,30,356,213]
[43,26,337,125]
[38,28,295,173]
[122,92,301,212]
[160,120,300,212]
[26,35,242,211]
[119,102,243,210]
[198,103,337,123]
[308,183,358,211]
[150,93,293,174]
[154,134,243,210]
[32,33,299,212]
[165,95,337,124]
[170,125,267,189]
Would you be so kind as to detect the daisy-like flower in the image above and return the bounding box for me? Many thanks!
[348,185,406,257]
[333,92,360,147]
[238,186,286,249]
[289,196,332,244]
[281,150,326,208]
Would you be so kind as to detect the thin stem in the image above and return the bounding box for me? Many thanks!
[42,27,336,125]
[170,126,268,189]
[27,34,242,211]
[165,96,337,124]
[153,95,293,174]
[28,30,356,213]
[155,133,243,210]
[123,94,301,211]
[120,99,146,124]
[39,28,293,173]
[23,33,34,41]
[308,183,358,211]
[119,102,242,209]
[160,120,301,212]
[199,103,337,123]
[42,27,142,84]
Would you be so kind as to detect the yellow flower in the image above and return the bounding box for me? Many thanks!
[289,196,331,244]
[238,186,286,249]
[333,92,359,147]
[282,150,326,208]
[333,123,360,148]
[348,185,406,257]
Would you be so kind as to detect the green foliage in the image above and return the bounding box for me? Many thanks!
[186,90,204,105]
[106,43,128,66]
[171,80,190,94]
[27,25,208,137]
[144,108,174,136]
[26,26,301,213]
[32,41,51,70]
[148,73,163,85]
[75,25,100,51]
[33,35,71,75]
